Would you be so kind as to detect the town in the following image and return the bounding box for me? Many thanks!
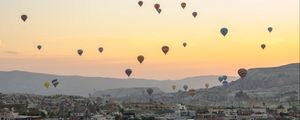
[1,93,299,120]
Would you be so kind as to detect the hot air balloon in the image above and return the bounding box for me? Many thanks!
[52,79,59,87]
[183,42,187,47]
[154,3,160,10]
[172,85,176,90]
[21,15,27,22]
[261,44,266,49]
[161,46,169,55]
[205,83,209,89]
[238,68,248,79]
[267,27,273,33]
[37,45,42,50]
[222,81,228,86]
[98,47,104,53]
[125,68,132,77]
[183,85,188,91]
[222,75,228,81]
[157,8,162,14]
[44,81,50,89]
[220,27,228,37]
[147,88,153,96]
[188,89,196,97]
[181,2,186,9]
[218,76,223,82]
[138,1,143,7]
[77,49,83,56]
[192,12,197,18]
[137,55,144,64]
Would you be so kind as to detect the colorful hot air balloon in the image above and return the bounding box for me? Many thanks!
[98,47,104,53]
[154,3,160,10]
[267,27,273,33]
[183,42,187,47]
[183,85,188,91]
[137,55,144,64]
[205,83,209,89]
[138,1,143,7]
[220,27,228,37]
[77,49,83,56]
[172,85,176,90]
[161,46,169,55]
[44,81,50,89]
[238,68,248,79]
[125,68,132,77]
[261,44,266,49]
[52,79,59,87]
[147,88,153,96]
[37,45,42,50]
[188,89,196,97]
[192,12,197,18]
[181,2,186,9]
[21,15,27,22]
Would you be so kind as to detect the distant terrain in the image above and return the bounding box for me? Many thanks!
[0,70,236,96]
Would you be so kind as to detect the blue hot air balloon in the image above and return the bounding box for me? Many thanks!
[220,27,228,37]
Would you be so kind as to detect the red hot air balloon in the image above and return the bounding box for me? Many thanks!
[192,12,197,18]
[77,49,83,56]
[125,68,132,77]
[138,1,143,7]
[154,3,160,10]
[98,47,104,53]
[181,2,186,9]
[189,89,196,97]
[238,68,248,79]
[137,55,144,64]
[21,15,27,22]
[161,46,169,55]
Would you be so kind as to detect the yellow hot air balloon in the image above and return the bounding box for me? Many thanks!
[44,81,51,89]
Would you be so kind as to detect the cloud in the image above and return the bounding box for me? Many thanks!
[3,50,20,55]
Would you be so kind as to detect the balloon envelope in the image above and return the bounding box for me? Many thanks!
[183,85,188,91]
[21,15,27,22]
[138,1,143,7]
[37,45,42,50]
[261,44,266,49]
[98,47,104,53]
[161,46,169,55]
[222,75,228,80]
[238,68,248,79]
[218,76,223,82]
[154,3,160,9]
[77,49,83,56]
[188,89,196,97]
[157,8,162,14]
[183,42,187,47]
[268,27,273,33]
[44,81,50,89]
[147,88,153,96]
[181,2,186,9]
[220,28,228,37]
[137,55,144,64]
[192,12,197,18]
[125,68,132,77]
[52,79,59,87]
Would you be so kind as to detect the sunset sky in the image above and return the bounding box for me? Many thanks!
[0,0,299,80]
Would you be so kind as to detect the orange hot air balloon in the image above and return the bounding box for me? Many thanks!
[161,46,169,55]
[137,55,144,64]
[238,68,248,79]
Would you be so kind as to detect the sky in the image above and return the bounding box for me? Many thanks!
[0,0,299,80]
